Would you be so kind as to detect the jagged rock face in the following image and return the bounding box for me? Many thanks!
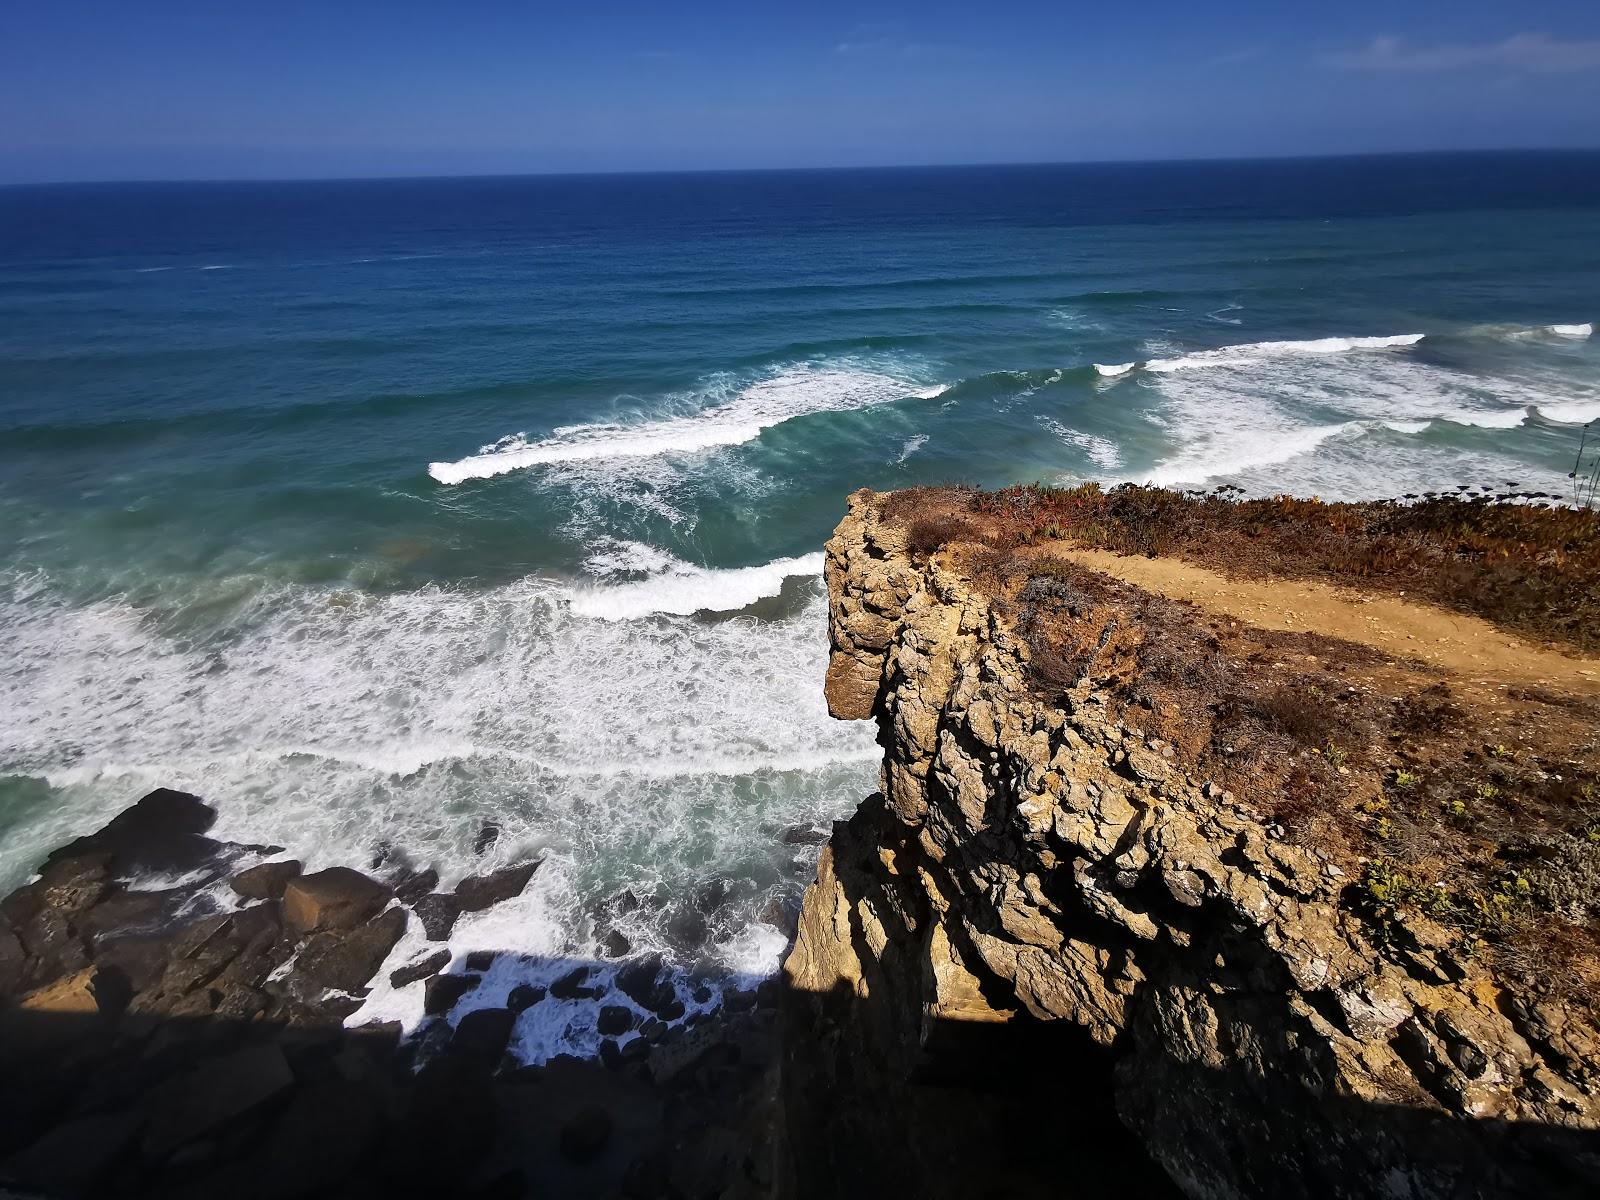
[783,490,1600,1200]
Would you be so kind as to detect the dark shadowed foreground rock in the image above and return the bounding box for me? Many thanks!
[0,790,785,1200]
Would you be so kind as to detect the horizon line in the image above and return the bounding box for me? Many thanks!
[4,144,1599,190]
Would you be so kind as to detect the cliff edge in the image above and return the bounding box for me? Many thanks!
[782,485,1600,1200]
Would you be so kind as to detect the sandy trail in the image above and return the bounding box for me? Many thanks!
[1055,547,1600,697]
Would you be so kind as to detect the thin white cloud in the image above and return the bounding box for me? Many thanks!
[1328,32,1600,74]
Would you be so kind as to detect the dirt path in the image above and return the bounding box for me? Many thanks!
[1056,547,1600,697]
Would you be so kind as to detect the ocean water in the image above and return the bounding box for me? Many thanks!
[3,154,1599,1050]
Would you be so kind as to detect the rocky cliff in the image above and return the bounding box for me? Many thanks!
[780,488,1600,1200]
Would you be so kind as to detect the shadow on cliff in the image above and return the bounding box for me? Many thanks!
[0,953,784,1200]
[777,793,1600,1200]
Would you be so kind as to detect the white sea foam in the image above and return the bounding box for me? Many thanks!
[429,364,944,485]
[1093,362,1135,378]
[1124,328,1575,488]
[1144,422,1361,487]
[896,434,928,463]
[1551,323,1594,338]
[566,551,825,621]
[1143,333,1424,373]
[0,566,878,1059]
[1039,417,1122,470]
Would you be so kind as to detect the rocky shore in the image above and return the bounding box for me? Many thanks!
[0,790,782,1198]
[8,484,1600,1199]
[778,487,1600,1200]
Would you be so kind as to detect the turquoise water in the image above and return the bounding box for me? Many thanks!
[3,156,1599,1025]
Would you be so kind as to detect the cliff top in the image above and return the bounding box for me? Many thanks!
[870,482,1600,1009]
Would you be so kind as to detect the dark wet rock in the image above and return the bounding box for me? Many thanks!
[657,999,686,1023]
[666,907,709,952]
[692,877,734,915]
[281,868,394,936]
[506,983,546,1013]
[79,889,174,943]
[692,984,714,1005]
[597,1005,636,1036]
[371,844,440,904]
[453,861,540,914]
[141,1043,295,1160]
[601,928,633,958]
[0,925,25,1000]
[611,888,641,914]
[43,789,222,879]
[759,894,800,938]
[0,1109,143,1199]
[465,949,496,972]
[466,1169,528,1200]
[621,1149,672,1199]
[549,965,600,1001]
[424,972,481,1016]
[413,892,460,941]
[391,865,440,906]
[617,954,676,1014]
[640,1018,668,1042]
[383,1054,496,1192]
[294,907,407,993]
[473,822,502,856]
[559,1105,614,1163]
[781,824,829,845]
[450,1007,515,1066]
[228,859,302,901]
[390,948,451,988]
[620,1036,650,1063]
[598,1038,624,1070]
[205,1075,385,1199]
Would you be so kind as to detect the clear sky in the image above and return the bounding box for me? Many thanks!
[4,1,1600,182]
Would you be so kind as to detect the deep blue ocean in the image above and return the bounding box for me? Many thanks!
[3,153,1598,1052]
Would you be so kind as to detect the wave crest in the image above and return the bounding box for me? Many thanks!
[429,364,946,485]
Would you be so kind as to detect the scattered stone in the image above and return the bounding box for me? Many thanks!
[601,928,633,958]
[390,948,451,988]
[281,868,394,936]
[453,861,540,914]
[558,1106,613,1163]
[549,966,599,1001]
[413,893,460,941]
[228,859,302,900]
[294,907,407,993]
[450,1007,515,1066]
[506,983,546,1013]
[464,949,496,971]
[597,1004,635,1036]
[616,954,676,1013]
[424,972,481,1016]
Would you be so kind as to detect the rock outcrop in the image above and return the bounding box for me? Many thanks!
[780,490,1600,1200]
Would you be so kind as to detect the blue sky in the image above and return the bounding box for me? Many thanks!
[3,1,1599,181]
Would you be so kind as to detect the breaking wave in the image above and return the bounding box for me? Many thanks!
[429,363,948,484]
